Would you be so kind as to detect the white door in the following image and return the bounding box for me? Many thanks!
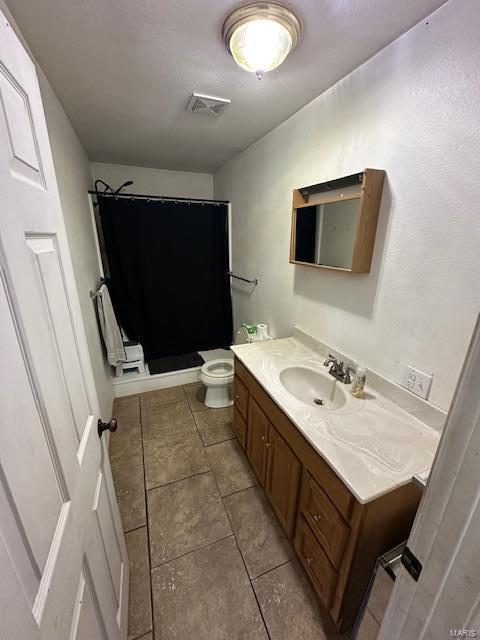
[0,11,128,640]
[380,312,480,639]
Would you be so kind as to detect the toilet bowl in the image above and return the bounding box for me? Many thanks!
[200,359,235,408]
[200,325,271,409]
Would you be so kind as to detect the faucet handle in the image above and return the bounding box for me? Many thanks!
[344,366,354,384]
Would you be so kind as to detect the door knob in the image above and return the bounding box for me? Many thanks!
[98,418,118,438]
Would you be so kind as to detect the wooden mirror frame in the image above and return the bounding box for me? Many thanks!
[290,168,385,274]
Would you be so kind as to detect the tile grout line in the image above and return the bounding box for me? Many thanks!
[149,533,236,571]
[204,428,272,640]
[191,396,273,638]
[123,522,149,536]
[225,509,273,640]
[134,387,282,640]
[251,558,292,582]
[220,482,258,500]
[203,435,237,448]
[145,469,212,493]
[138,395,156,640]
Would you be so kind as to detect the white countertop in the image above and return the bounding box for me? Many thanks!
[231,337,440,504]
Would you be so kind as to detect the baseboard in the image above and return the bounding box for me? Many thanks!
[113,365,201,397]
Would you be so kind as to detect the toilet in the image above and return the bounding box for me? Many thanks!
[200,358,235,408]
[200,325,268,408]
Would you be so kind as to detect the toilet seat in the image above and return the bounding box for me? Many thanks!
[201,358,234,379]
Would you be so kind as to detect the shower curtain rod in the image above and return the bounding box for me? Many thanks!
[88,190,229,206]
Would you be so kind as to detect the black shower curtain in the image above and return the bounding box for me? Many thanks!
[98,196,233,361]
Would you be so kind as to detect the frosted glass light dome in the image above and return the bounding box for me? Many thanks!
[230,19,292,77]
[223,3,301,79]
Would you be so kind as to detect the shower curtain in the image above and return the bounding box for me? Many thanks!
[98,195,233,361]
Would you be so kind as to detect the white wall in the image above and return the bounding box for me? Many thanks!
[92,162,214,199]
[1,0,114,418]
[215,0,480,412]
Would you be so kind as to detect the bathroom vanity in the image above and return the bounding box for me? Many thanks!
[231,333,440,632]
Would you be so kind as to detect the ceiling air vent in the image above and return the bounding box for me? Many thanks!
[186,93,231,117]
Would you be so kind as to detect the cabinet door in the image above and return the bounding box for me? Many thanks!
[233,407,247,450]
[247,397,269,485]
[234,375,249,420]
[265,424,302,537]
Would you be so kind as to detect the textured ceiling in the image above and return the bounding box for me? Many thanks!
[7,0,446,172]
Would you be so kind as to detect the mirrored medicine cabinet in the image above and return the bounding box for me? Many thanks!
[290,169,385,273]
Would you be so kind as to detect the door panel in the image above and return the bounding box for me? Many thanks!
[0,10,127,640]
[247,397,269,485]
[0,275,64,571]
[92,469,123,606]
[70,565,107,640]
[0,63,45,186]
[26,235,91,441]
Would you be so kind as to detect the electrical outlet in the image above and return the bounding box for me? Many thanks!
[402,366,433,400]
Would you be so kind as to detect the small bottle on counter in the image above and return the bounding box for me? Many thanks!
[351,365,366,399]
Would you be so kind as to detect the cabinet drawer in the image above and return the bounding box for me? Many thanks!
[233,407,247,450]
[295,516,338,609]
[234,375,248,420]
[310,455,354,522]
[300,472,350,569]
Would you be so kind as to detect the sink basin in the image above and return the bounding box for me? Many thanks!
[279,366,347,410]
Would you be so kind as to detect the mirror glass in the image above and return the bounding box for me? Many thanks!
[294,198,359,269]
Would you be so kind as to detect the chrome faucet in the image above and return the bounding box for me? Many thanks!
[323,355,354,384]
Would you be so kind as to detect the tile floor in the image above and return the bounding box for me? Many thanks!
[109,382,348,640]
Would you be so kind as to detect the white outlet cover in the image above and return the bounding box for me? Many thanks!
[402,366,433,400]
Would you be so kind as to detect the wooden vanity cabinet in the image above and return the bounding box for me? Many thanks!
[233,357,421,632]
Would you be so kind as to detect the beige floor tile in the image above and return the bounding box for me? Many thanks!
[112,464,146,532]
[143,428,210,490]
[184,382,207,412]
[148,472,232,567]
[110,396,143,471]
[253,560,341,640]
[113,395,141,427]
[193,406,235,446]
[224,485,292,578]
[151,536,268,640]
[368,567,393,624]
[357,609,380,640]
[125,527,152,640]
[139,386,185,412]
[141,400,194,440]
[206,439,256,497]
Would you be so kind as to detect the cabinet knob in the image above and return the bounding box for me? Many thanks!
[265,441,271,448]
[235,394,240,400]
[313,514,320,522]
[306,556,313,564]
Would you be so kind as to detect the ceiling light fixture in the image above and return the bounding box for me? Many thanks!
[222,2,301,80]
